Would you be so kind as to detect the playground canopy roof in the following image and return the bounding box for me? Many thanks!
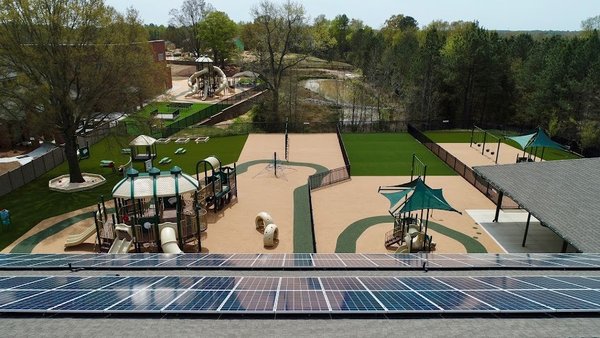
[129,135,156,146]
[473,157,600,253]
[379,178,460,216]
[506,127,565,151]
[112,170,199,199]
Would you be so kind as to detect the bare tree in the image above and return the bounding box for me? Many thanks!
[249,0,311,120]
[169,0,214,56]
[0,0,164,183]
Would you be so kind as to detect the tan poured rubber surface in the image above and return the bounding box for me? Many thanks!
[312,176,504,253]
[439,143,527,168]
[9,134,505,254]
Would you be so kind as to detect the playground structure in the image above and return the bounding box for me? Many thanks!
[91,167,203,253]
[196,156,238,214]
[378,155,460,253]
[470,125,502,164]
[255,211,279,248]
[186,56,228,101]
[128,135,158,162]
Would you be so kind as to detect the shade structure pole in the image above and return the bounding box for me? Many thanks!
[540,147,545,162]
[493,192,503,222]
[561,240,568,253]
[481,131,487,155]
[424,208,431,239]
[495,139,501,164]
[522,212,532,247]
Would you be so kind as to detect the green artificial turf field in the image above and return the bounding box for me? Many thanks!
[342,133,456,176]
[0,134,247,250]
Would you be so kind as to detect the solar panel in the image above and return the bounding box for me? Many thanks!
[433,277,498,291]
[191,277,237,290]
[235,277,279,291]
[320,277,366,291]
[162,290,229,312]
[51,290,135,312]
[510,290,600,311]
[512,276,585,289]
[418,291,495,311]
[358,277,410,291]
[276,291,329,312]
[219,291,276,312]
[107,289,186,313]
[473,277,542,290]
[14,276,84,290]
[554,290,600,306]
[399,277,454,291]
[0,276,49,289]
[101,276,164,290]
[371,291,439,312]
[0,290,89,311]
[0,290,44,307]
[463,290,551,311]
[326,291,384,312]
[279,277,321,291]
[151,276,204,290]
[550,276,600,289]
[58,276,123,290]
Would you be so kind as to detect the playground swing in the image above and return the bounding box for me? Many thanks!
[470,125,502,164]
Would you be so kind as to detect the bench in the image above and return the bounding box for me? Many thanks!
[175,148,187,155]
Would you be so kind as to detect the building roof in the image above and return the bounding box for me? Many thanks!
[474,157,600,252]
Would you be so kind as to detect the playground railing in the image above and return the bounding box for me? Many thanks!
[336,123,351,176]
[407,123,519,209]
[308,166,351,190]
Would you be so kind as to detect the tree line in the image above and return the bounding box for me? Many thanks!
[154,1,600,155]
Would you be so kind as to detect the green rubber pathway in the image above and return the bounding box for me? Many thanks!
[335,215,487,253]
[10,209,109,253]
[12,160,329,254]
[238,159,328,253]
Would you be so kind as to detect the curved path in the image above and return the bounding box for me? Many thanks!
[335,215,487,253]
[237,159,328,253]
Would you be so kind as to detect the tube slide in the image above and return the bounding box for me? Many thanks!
[212,66,228,95]
[159,222,183,253]
[255,211,273,230]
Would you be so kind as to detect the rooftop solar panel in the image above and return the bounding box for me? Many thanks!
[57,276,123,290]
[320,277,366,291]
[549,276,600,289]
[418,291,495,311]
[276,290,329,312]
[399,277,454,291]
[14,276,84,290]
[512,276,585,289]
[220,290,276,312]
[358,277,411,291]
[102,277,164,290]
[151,276,204,290]
[0,290,89,311]
[463,290,551,312]
[326,291,384,312]
[235,277,279,291]
[191,277,237,290]
[371,291,439,312]
[163,290,229,312]
[0,276,49,289]
[433,277,498,291]
[0,290,44,307]
[473,277,542,290]
[279,277,321,291]
[107,289,186,313]
[51,290,135,312]
[510,290,600,311]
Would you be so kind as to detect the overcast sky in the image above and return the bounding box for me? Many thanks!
[104,0,598,31]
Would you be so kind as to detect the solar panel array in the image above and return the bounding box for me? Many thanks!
[0,275,599,314]
[1,253,600,270]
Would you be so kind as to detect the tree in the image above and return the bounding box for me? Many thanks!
[249,0,311,121]
[197,11,239,66]
[169,0,213,56]
[582,15,600,32]
[0,0,164,183]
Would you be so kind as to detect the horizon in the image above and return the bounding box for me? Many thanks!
[104,0,599,31]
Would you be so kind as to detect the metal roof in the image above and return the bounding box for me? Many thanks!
[474,158,600,253]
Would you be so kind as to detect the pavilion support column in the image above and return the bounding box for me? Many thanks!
[522,212,532,247]
[493,192,503,222]
[561,240,568,253]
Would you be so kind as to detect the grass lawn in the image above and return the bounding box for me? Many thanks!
[0,134,247,251]
[342,133,456,176]
[124,102,213,135]
[425,130,580,161]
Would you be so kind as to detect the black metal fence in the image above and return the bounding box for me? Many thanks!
[307,166,351,190]
[407,123,518,209]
